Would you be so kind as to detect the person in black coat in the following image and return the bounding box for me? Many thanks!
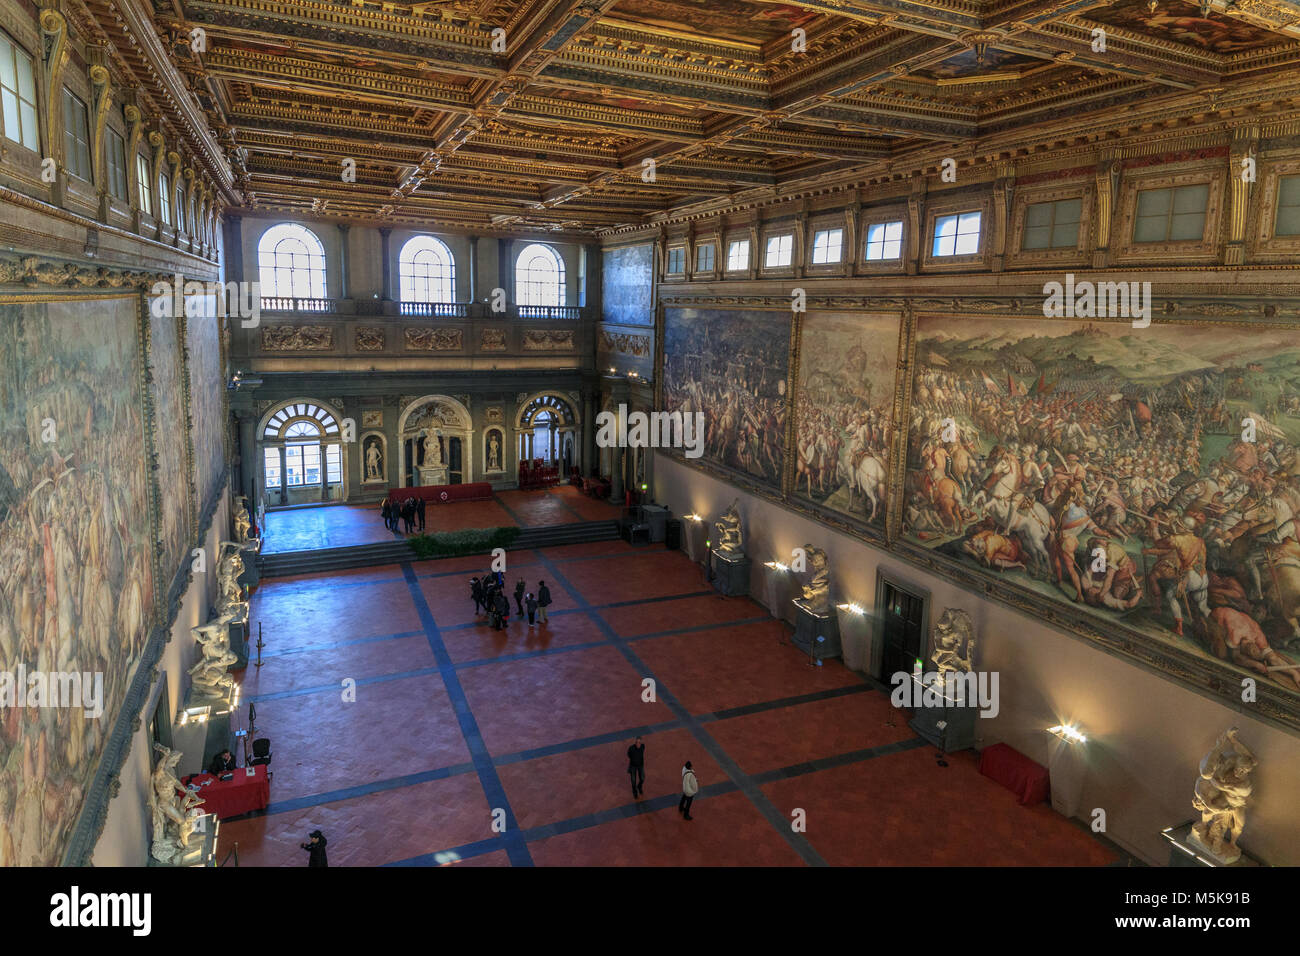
[380,499,391,531]
[514,579,526,616]
[627,736,646,798]
[301,830,328,867]
[525,591,537,627]
[537,581,552,624]
[416,496,426,531]
[208,749,237,775]
[494,589,509,629]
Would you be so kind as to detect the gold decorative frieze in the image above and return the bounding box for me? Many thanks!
[262,325,334,350]
[404,327,463,351]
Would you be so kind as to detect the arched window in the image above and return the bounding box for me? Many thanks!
[257,223,327,300]
[515,243,565,307]
[398,235,456,303]
[261,403,342,496]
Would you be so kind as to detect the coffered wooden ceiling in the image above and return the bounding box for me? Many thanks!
[147,0,1300,233]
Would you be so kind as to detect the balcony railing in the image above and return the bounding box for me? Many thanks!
[261,297,337,313]
[518,305,581,319]
[398,300,469,317]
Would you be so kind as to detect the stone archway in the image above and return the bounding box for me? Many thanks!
[397,395,473,486]
[516,391,580,473]
[256,398,347,506]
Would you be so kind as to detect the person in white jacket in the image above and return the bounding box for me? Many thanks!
[679,761,699,820]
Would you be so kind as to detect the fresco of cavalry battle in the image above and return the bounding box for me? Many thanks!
[904,316,1300,697]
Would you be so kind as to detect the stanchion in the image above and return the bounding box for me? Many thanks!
[254,622,265,668]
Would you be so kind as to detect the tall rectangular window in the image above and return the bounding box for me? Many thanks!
[284,445,303,486]
[1275,175,1300,237]
[106,127,128,201]
[726,238,749,271]
[176,183,186,231]
[864,220,903,261]
[326,444,341,483]
[62,88,92,182]
[159,173,172,225]
[302,444,322,485]
[263,447,282,490]
[810,228,843,264]
[1133,184,1209,242]
[136,154,153,215]
[0,32,38,151]
[695,242,715,272]
[764,233,793,268]
[666,247,684,274]
[1022,198,1082,250]
[932,211,981,257]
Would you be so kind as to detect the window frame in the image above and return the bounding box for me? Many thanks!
[1113,169,1222,264]
[921,195,991,270]
[0,30,39,153]
[257,222,329,301]
[762,230,795,272]
[1021,197,1083,251]
[105,125,128,202]
[515,242,566,307]
[61,87,92,183]
[809,225,844,267]
[135,153,153,216]
[664,243,686,277]
[863,219,904,263]
[398,234,457,304]
[725,236,750,273]
[1132,183,1210,245]
[693,239,717,277]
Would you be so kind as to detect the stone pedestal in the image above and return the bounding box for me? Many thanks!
[906,675,978,752]
[837,608,872,673]
[1047,734,1087,819]
[230,620,250,669]
[711,549,750,597]
[684,520,706,563]
[418,465,448,486]
[1162,821,1261,867]
[148,814,220,867]
[792,599,840,660]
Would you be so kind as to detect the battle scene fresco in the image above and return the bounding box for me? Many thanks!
[662,307,790,491]
[186,301,226,516]
[149,303,194,583]
[1085,0,1288,55]
[0,296,155,865]
[905,315,1300,700]
[794,312,900,531]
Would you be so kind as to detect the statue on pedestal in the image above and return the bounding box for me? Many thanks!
[930,608,976,679]
[149,744,205,864]
[714,499,744,557]
[215,542,250,621]
[1190,727,1256,864]
[193,614,239,672]
[799,544,831,615]
[421,427,443,467]
[232,495,252,544]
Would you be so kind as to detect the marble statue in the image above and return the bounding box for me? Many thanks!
[421,427,442,467]
[149,744,205,864]
[214,542,250,623]
[488,434,501,472]
[232,495,252,543]
[930,608,976,679]
[1189,727,1257,864]
[714,499,744,557]
[365,439,383,481]
[799,544,831,615]
[193,614,239,672]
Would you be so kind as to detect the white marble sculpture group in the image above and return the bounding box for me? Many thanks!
[1190,727,1256,864]
[149,744,206,865]
[930,608,976,678]
[798,544,831,615]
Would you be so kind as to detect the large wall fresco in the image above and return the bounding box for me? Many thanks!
[602,243,654,326]
[794,312,900,533]
[903,315,1300,705]
[186,302,226,516]
[662,307,790,491]
[0,295,154,866]
[149,305,195,586]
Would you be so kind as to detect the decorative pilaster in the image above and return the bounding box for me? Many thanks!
[1093,154,1120,269]
[39,2,68,173]
[906,174,925,275]
[380,227,393,300]
[991,163,1015,273]
[1226,126,1259,267]
[88,56,113,217]
[337,222,350,299]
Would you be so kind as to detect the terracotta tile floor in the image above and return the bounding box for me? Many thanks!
[231,541,1120,867]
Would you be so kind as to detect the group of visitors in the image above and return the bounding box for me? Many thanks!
[471,573,552,628]
[626,737,700,820]
[381,495,425,534]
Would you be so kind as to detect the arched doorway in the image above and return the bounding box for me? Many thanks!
[258,400,345,506]
[516,392,579,474]
[397,395,473,487]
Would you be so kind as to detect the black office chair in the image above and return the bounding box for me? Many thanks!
[248,738,273,781]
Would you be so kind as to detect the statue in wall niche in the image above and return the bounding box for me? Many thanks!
[799,545,831,615]
[365,437,383,481]
[930,608,976,678]
[1190,727,1257,864]
[149,744,205,864]
[714,499,744,557]
[488,433,501,472]
[421,426,443,467]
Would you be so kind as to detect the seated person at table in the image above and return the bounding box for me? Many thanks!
[208,749,237,774]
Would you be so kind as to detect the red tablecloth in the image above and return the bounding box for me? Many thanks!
[181,765,271,819]
[978,743,1049,805]
[387,482,492,503]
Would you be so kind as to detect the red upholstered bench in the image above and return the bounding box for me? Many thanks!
[978,742,1049,806]
[387,482,492,503]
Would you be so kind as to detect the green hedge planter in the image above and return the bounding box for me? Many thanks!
[408,526,521,560]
